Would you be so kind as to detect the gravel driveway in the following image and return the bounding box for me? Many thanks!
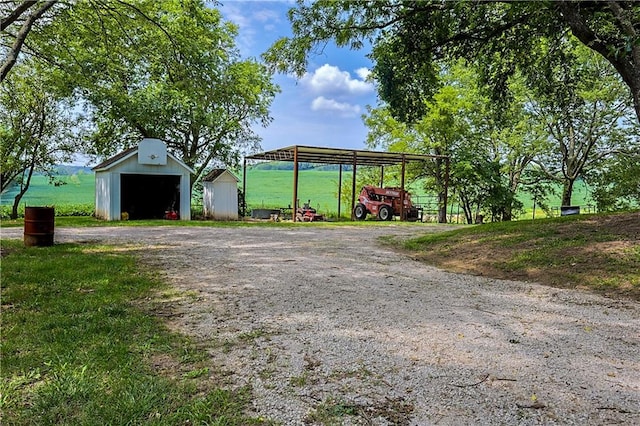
[4,225,639,424]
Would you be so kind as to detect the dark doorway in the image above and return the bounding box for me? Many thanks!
[121,174,181,220]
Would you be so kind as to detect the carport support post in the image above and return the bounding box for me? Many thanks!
[380,166,384,187]
[242,157,247,218]
[338,164,342,219]
[400,155,406,220]
[292,146,299,222]
[350,153,357,220]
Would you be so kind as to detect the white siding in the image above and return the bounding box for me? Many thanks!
[111,172,121,221]
[203,182,214,218]
[94,172,111,220]
[95,149,192,221]
[112,154,187,175]
[203,171,238,220]
[179,172,191,221]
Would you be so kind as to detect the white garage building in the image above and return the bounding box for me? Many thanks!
[93,138,194,221]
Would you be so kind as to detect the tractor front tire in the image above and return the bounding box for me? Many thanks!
[354,203,367,220]
[378,205,393,221]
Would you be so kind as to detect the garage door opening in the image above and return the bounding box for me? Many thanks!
[121,174,181,220]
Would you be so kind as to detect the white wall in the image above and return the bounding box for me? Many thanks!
[203,172,238,220]
[95,153,191,221]
[94,172,111,220]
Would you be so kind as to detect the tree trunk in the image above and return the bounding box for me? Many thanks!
[10,163,36,219]
[503,208,512,222]
[437,191,447,223]
[561,179,575,206]
[459,193,474,224]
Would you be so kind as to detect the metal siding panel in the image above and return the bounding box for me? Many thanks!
[180,174,191,220]
[95,172,109,220]
[203,182,213,218]
[212,181,238,220]
[111,173,121,221]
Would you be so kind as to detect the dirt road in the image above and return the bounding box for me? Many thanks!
[3,225,639,424]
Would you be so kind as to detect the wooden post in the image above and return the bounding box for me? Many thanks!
[380,166,384,187]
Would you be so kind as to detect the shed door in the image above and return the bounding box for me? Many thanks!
[121,174,180,220]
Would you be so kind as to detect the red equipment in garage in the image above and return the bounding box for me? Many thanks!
[353,185,422,221]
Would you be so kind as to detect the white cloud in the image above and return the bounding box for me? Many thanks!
[311,96,361,117]
[355,67,371,80]
[253,9,280,23]
[219,3,284,57]
[302,64,374,96]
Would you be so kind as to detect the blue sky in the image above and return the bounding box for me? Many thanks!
[219,0,378,152]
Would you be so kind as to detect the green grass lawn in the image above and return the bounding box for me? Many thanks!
[391,212,640,300]
[0,239,266,425]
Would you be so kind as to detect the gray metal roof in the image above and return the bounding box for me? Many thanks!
[245,145,446,167]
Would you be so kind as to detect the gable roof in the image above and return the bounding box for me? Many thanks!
[92,147,137,171]
[203,168,239,183]
[92,146,195,174]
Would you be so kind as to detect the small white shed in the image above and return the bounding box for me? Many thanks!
[92,138,194,221]
[202,169,239,220]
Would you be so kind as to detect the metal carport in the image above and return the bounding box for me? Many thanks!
[243,145,449,222]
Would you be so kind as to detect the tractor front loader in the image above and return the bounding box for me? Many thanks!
[353,185,421,221]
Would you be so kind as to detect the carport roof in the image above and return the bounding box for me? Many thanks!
[245,145,445,167]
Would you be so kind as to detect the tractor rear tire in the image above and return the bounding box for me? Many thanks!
[378,205,393,221]
[354,203,367,220]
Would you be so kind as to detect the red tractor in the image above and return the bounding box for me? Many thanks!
[353,185,422,221]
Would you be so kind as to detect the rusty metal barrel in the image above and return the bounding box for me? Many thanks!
[24,206,55,247]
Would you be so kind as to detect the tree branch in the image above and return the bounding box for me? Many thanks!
[1,0,38,31]
[0,0,56,82]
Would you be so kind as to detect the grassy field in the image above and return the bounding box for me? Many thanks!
[1,173,95,206]
[245,169,350,212]
[1,168,596,219]
[0,239,266,425]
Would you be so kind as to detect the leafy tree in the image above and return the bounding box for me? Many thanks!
[589,150,640,211]
[0,0,57,82]
[4,0,278,185]
[0,63,78,218]
[527,41,639,206]
[265,1,640,124]
[38,0,277,184]
[364,61,532,222]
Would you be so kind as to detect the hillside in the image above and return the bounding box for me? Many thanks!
[396,212,640,300]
